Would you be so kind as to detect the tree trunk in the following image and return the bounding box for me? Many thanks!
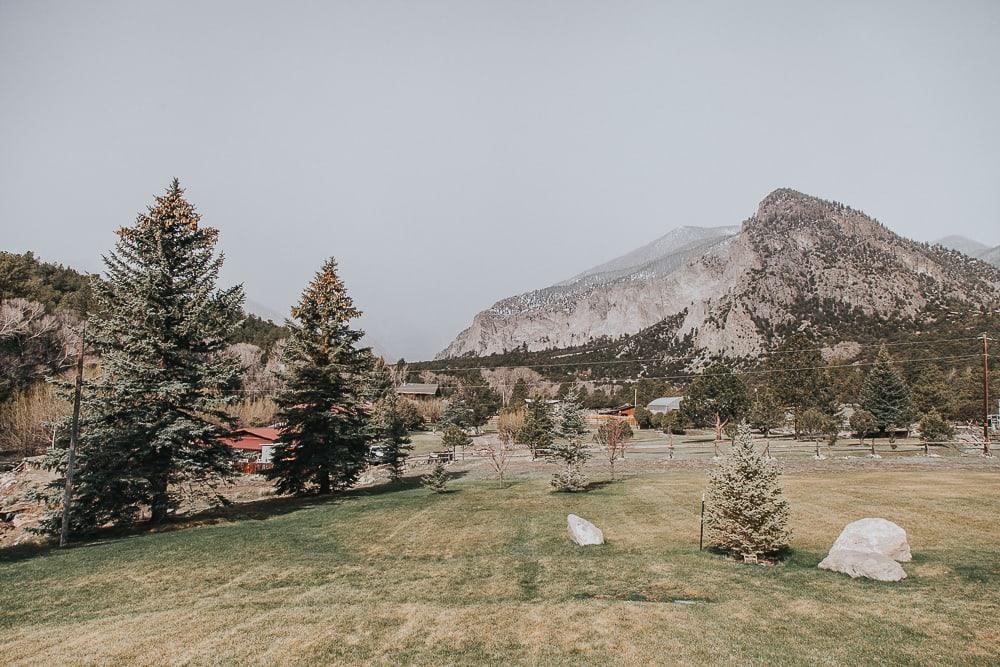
[149,449,171,525]
[318,468,331,494]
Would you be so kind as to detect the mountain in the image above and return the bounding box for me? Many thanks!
[935,235,991,257]
[977,245,1000,268]
[439,189,1000,361]
[935,234,1000,268]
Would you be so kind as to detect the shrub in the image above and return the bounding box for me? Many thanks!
[704,422,791,560]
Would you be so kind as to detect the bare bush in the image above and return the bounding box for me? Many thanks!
[227,342,283,400]
[0,382,70,457]
[413,397,446,425]
[497,407,525,440]
[226,398,279,427]
[0,298,77,403]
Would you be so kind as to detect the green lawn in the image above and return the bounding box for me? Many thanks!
[2,469,999,665]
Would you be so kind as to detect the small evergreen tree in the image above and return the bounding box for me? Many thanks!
[518,397,555,459]
[421,459,450,493]
[364,355,396,403]
[704,422,790,560]
[441,424,472,458]
[918,408,954,454]
[267,259,371,495]
[440,397,475,430]
[46,180,244,532]
[371,393,412,481]
[859,346,912,434]
[508,378,529,408]
[548,391,591,491]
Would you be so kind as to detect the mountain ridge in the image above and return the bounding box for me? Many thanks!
[439,188,1000,361]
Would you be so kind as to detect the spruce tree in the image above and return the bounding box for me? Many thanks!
[548,390,591,491]
[422,459,450,493]
[859,345,912,434]
[441,424,472,458]
[765,334,839,437]
[371,392,412,481]
[518,396,555,459]
[704,422,790,560]
[267,259,371,495]
[48,180,244,531]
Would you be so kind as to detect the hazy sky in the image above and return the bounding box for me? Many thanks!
[2,1,999,360]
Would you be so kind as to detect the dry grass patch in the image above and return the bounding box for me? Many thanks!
[2,469,998,665]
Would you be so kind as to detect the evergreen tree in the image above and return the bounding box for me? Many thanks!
[765,334,839,436]
[47,180,244,531]
[518,396,555,459]
[508,378,529,408]
[704,422,791,560]
[548,390,591,491]
[859,345,912,434]
[441,424,472,457]
[364,355,396,403]
[909,365,955,418]
[461,383,501,433]
[440,397,475,430]
[371,393,412,481]
[421,459,450,493]
[918,408,954,454]
[267,259,371,495]
[681,363,750,454]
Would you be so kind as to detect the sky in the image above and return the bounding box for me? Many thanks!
[2,1,999,360]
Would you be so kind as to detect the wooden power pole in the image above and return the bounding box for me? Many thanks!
[59,323,86,548]
[983,333,992,456]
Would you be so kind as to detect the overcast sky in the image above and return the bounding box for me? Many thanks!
[2,1,999,360]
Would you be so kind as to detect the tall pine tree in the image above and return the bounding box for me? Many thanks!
[48,180,244,531]
[267,259,371,495]
[859,345,912,434]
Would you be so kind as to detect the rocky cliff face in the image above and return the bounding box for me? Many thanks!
[439,189,1000,360]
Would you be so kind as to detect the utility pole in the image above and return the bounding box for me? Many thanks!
[983,333,992,456]
[59,323,86,548]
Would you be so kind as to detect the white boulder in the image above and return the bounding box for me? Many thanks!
[818,518,911,581]
[567,514,604,546]
[818,549,907,582]
[828,518,911,562]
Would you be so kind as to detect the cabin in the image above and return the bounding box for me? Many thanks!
[589,404,638,427]
[395,383,440,400]
[647,396,683,415]
[220,427,281,468]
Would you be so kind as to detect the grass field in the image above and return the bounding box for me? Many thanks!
[2,468,999,665]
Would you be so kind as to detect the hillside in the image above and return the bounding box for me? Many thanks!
[0,250,288,349]
[936,235,1000,268]
[439,189,1000,361]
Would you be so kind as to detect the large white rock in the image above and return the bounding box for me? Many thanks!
[828,518,912,562]
[818,518,911,581]
[818,549,907,582]
[567,514,604,546]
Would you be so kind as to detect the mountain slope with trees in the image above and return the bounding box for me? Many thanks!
[440,189,1000,361]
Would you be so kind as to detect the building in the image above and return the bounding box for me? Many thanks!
[395,383,440,400]
[589,404,638,427]
[220,427,281,465]
[647,396,683,415]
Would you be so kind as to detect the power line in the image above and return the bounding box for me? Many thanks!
[220,352,984,394]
